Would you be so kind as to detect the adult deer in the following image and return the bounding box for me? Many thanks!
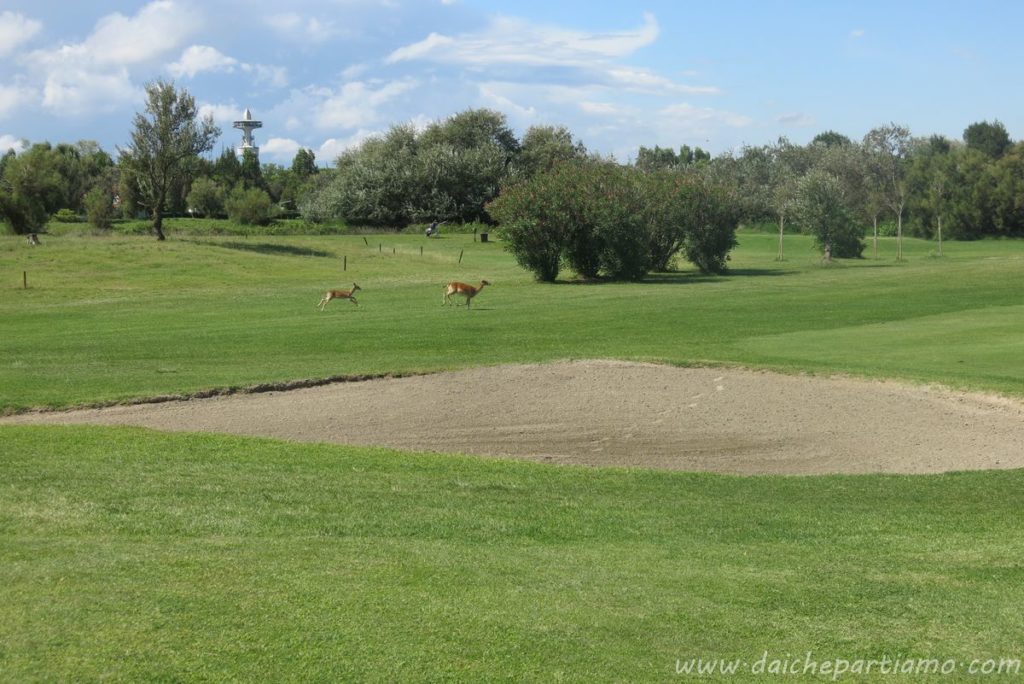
[443,280,490,308]
[318,283,361,310]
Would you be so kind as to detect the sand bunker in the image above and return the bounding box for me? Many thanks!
[6,360,1023,475]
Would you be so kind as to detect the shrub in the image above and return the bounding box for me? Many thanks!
[225,186,276,226]
[792,170,864,258]
[53,208,80,223]
[684,181,741,273]
[187,177,225,218]
[84,187,115,230]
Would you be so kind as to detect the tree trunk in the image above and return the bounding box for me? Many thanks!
[152,203,166,241]
[776,215,785,261]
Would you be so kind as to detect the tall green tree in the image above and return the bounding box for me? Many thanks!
[863,124,912,260]
[0,143,64,234]
[515,125,586,178]
[119,80,220,240]
[963,120,1011,159]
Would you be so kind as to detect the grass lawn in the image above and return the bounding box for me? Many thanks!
[2,426,1022,681]
[2,228,1023,681]
[2,230,1023,411]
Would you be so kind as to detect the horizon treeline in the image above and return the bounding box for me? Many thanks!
[2,106,1023,243]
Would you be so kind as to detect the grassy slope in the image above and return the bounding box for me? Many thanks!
[2,426,1022,681]
[2,232,1023,411]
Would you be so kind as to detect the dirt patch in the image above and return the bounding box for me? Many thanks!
[5,360,1023,475]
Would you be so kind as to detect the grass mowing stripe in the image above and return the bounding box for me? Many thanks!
[2,425,1023,680]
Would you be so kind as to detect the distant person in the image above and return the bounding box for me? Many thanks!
[426,221,443,237]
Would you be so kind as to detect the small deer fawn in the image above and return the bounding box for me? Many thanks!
[443,280,490,308]
[318,283,361,310]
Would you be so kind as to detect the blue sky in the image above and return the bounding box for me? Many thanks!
[0,1,1020,166]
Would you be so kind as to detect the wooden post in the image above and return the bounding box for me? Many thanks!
[363,237,368,246]
[343,255,347,271]
[393,247,396,255]
[474,227,478,242]
[379,243,382,253]
[458,249,464,264]
[420,245,423,256]
[23,271,27,289]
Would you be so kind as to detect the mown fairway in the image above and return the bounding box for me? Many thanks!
[2,229,1024,681]
[2,230,1023,411]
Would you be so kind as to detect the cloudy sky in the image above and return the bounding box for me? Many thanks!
[0,0,1021,166]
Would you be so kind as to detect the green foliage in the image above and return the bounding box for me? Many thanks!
[186,176,225,218]
[118,80,221,239]
[291,148,317,177]
[239,148,263,190]
[792,170,864,258]
[0,143,65,234]
[513,125,587,178]
[963,120,1011,159]
[84,186,115,230]
[225,185,276,225]
[682,180,742,273]
[52,208,80,223]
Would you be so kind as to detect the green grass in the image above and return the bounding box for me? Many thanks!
[2,231,1023,411]
[2,425,1022,681]
[3,231,1024,680]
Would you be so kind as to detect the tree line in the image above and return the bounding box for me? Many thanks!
[2,80,1022,273]
[0,81,322,240]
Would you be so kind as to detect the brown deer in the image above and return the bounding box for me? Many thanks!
[443,280,490,308]
[318,283,361,310]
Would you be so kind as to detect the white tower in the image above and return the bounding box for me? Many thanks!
[232,108,263,158]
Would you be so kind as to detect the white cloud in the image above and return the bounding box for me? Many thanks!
[479,84,536,121]
[261,137,302,160]
[0,11,42,57]
[69,0,198,68]
[659,103,752,129]
[265,12,337,43]
[0,135,28,154]
[318,129,379,162]
[604,67,720,95]
[0,83,36,119]
[579,101,627,116]
[314,79,418,130]
[42,67,139,115]
[169,45,238,78]
[387,12,658,66]
[26,1,198,116]
[169,45,288,88]
[198,102,243,126]
[850,29,865,39]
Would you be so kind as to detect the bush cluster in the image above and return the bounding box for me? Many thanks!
[488,162,738,281]
[225,186,276,226]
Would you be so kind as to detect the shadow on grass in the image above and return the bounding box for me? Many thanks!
[553,268,794,285]
[193,240,336,258]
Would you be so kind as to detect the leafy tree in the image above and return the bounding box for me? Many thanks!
[515,125,586,178]
[812,130,852,148]
[908,136,956,253]
[0,143,64,234]
[792,170,864,259]
[84,186,115,230]
[863,123,912,260]
[186,176,225,217]
[119,80,221,240]
[213,147,242,188]
[419,109,519,159]
[225,185,276,225]
[291,148,317,177]
[239,148,264,190]
[682,175,740,274]
[963,120,1011,159]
